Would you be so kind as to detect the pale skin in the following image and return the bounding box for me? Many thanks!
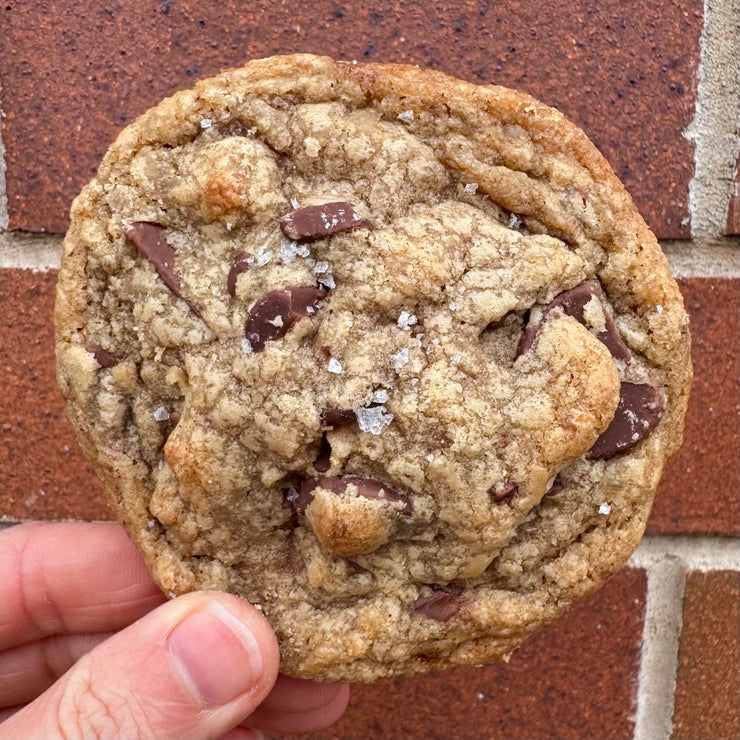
[0,521,350,739]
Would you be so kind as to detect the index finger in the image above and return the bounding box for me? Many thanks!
[0,521,165,651]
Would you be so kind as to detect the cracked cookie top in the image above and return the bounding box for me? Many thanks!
[55,54,691,682]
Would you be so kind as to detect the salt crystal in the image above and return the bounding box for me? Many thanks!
[200,118,213,129]
[410,377,419,386]
[599,502,612,515]
[147,519,155,530]
[153,406,170,422]
[390,347,410,370]
[313,260,330,274]
[318,274,336,289]
[226,222,233,231]
[356,406,394,435]
[397,310,418,330]
[656,304,664,314]
[477,693,485,701]
[450,354,461,365]
[256,251,273,267]
[508,213,521,229]
[242,338,253,354]
[426,453,434,462]
[464,183,479,194]
[290,197,300,209]
[280,239,310,262]
[398,110,414,123]
[448,302,457,311]
[372,389,389,403]
[328,358,343,374]
[167,591,177,600]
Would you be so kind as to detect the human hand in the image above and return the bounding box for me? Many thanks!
[0,521,349,739]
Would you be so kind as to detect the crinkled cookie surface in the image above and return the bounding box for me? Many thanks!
[55,54,691,682]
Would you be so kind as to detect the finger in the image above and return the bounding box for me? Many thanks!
[0,522,165,650]
[0,632,112,707]
[245,682,350,734]
[252,674,347,714]
[0,592,280,740]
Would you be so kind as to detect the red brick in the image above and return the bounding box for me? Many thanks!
[648,278,740,535]
[672,571,740,740]
[0,269,109,521]
[278,569,646,740]
[0,0,700,236]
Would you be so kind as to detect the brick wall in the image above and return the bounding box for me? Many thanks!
[1,1,738,738]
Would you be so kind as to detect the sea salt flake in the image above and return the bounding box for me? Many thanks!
[290,197,300,209]
[226,222,233,231]
[200,118,213,129]
[153,406,170,422]
[426,453,435,462]
[477,693,485,701]
[397,310,418,330]
[390,347,410,370]
[328,358,343,374]
[656,304,664,314]
[280,239,310,262]
[242,338,253,354]
[464,182,479,194]
[372,389,389,403]
[448,302,458,311]
[313,260,330,274]
[318,273,336,289]
[451,354,461,365]
[356,406,394,435]
[599,502,612,515]
[398,110,414,123]
[256,251,273,267]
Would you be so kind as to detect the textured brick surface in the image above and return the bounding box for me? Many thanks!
[278,568,646,740]
[0,269,108,522]
[648,277,740,535]
[672,570,740,740]
[0,272,736,534]
[0,0,700,236]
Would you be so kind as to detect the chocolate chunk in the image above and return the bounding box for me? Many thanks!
[227,251,253,296]
[123,222,184,299]
[244,286,326,351]
[488,480,518,503]
[412,585,462,621]
[587,382,666,460]
[320,407,356,428]
[296,476,411,515]
[516,283,631,363]
[313,434,332,474]
[88,346,116,368]
[279,202,374,241]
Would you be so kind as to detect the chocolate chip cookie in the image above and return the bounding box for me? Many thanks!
[55,54,691,682]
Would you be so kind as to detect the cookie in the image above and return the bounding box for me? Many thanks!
[55,54,691,682]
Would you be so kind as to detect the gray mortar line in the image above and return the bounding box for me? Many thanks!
[629,534,740,740]
[0,231,63,269]
[0,228,738,277]
[0,76,8,230]
[684,0,740,239]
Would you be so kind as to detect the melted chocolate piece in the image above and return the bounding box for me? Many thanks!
[245,286,326,351]
[296,476,411,515]
[412,585,463,621]
[488,480,518,503]
[123,222,184,299]
[88,346,116,368]
[320,407,356,428]
[279,202,374,241]
[587,382,666,460]
[227,251,254,296]
[313,434,332,473]
[516,283,631,363]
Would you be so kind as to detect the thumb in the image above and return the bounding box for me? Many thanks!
[0,591,280,740]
